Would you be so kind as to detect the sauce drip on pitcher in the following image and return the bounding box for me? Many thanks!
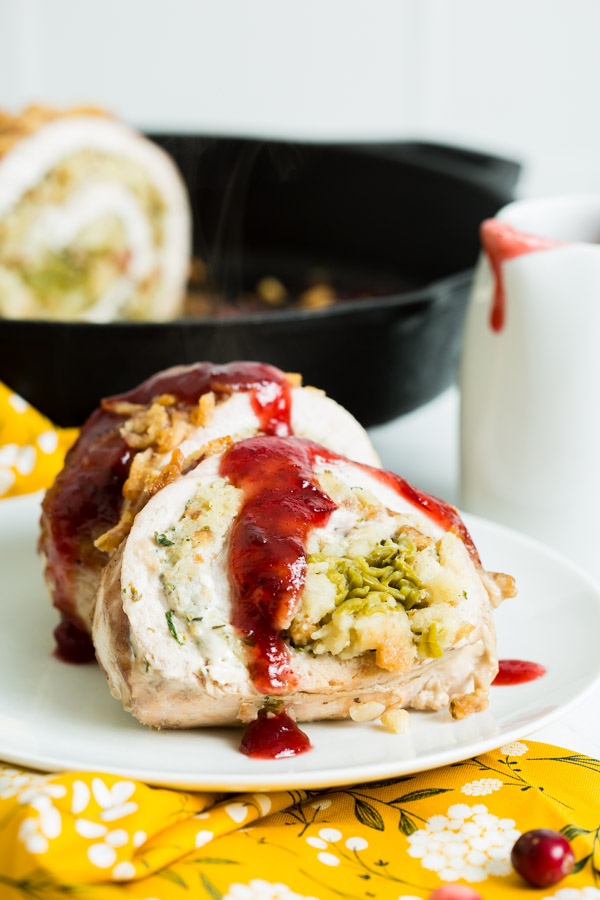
[480,219,562,332]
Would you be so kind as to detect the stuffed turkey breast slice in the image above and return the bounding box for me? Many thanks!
[93,435,515,729]
[40,362,380,647]
[0,105,190,321]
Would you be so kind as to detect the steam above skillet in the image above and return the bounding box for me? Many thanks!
[0,137,520,426]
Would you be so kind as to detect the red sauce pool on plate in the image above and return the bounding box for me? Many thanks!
[53,620,96,664]
[240,709,312,759]
[493,659,547,685]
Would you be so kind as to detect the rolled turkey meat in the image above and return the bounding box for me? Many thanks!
[93,434,515,729]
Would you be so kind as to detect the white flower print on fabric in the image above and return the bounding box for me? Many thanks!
[15,445,35,475]
[541,889,600,900]
[18,817,50,855]
[195,829,213,848]
[345,836,369,851]
[8,393,28,413]
[63,777,138,878]
[71,779,91,814]
[306,836,327,850]
[0,444,19,467]
[318,827,342,842]
[37,430,59,454]
[406,802,520,882]
[317,852,340,866]
[252,794,272,816]
[398,896,424,900]
[310,798,332,811]
[461,778,503,796]
[306,824,368,868]
[91,777,138,822]
[113,860,136,880]
[223,880,320,900]
[225,802,249,823]
[19,782,66,807]
[17,783,67,855]
[0,767,51,800]
[79,821,135,879]
[0,416,39,494]
[500,741,529,757]
[306,827,343,866]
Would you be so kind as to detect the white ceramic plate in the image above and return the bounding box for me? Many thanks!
[2,493,600,791]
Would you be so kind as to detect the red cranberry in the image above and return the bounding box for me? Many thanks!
[429,887,483,900]
[511,829,575,887]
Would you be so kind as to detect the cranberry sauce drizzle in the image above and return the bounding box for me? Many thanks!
[220,436,338,694]
[480,219,562,332]
[493,659,547,685]
[53,620,96,664]
[240,709,312,759]
[108,361,293,436]
[41,362,293,636]
[369,467,480,564]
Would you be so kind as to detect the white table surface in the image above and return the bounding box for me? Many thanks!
[368,386,600,760]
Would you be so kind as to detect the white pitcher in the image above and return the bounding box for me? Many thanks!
[460,195,600,575]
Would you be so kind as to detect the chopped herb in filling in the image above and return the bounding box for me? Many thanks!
[165,609,183,645]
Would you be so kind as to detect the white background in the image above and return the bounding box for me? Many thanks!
[1,0,599,197]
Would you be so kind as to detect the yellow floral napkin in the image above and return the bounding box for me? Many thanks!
[1,385,599,899]
[1,743,600,899]
[0,383,77,499]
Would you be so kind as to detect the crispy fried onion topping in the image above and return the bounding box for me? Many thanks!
[93,372,300,554]
[93,435,232,554]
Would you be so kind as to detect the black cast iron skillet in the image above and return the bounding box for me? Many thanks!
[0,138,520,427]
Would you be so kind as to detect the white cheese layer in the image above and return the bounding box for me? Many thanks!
[290,387,380,467]
[313,456,444,535]
[167,386,380,470]
[122,455,250,693]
